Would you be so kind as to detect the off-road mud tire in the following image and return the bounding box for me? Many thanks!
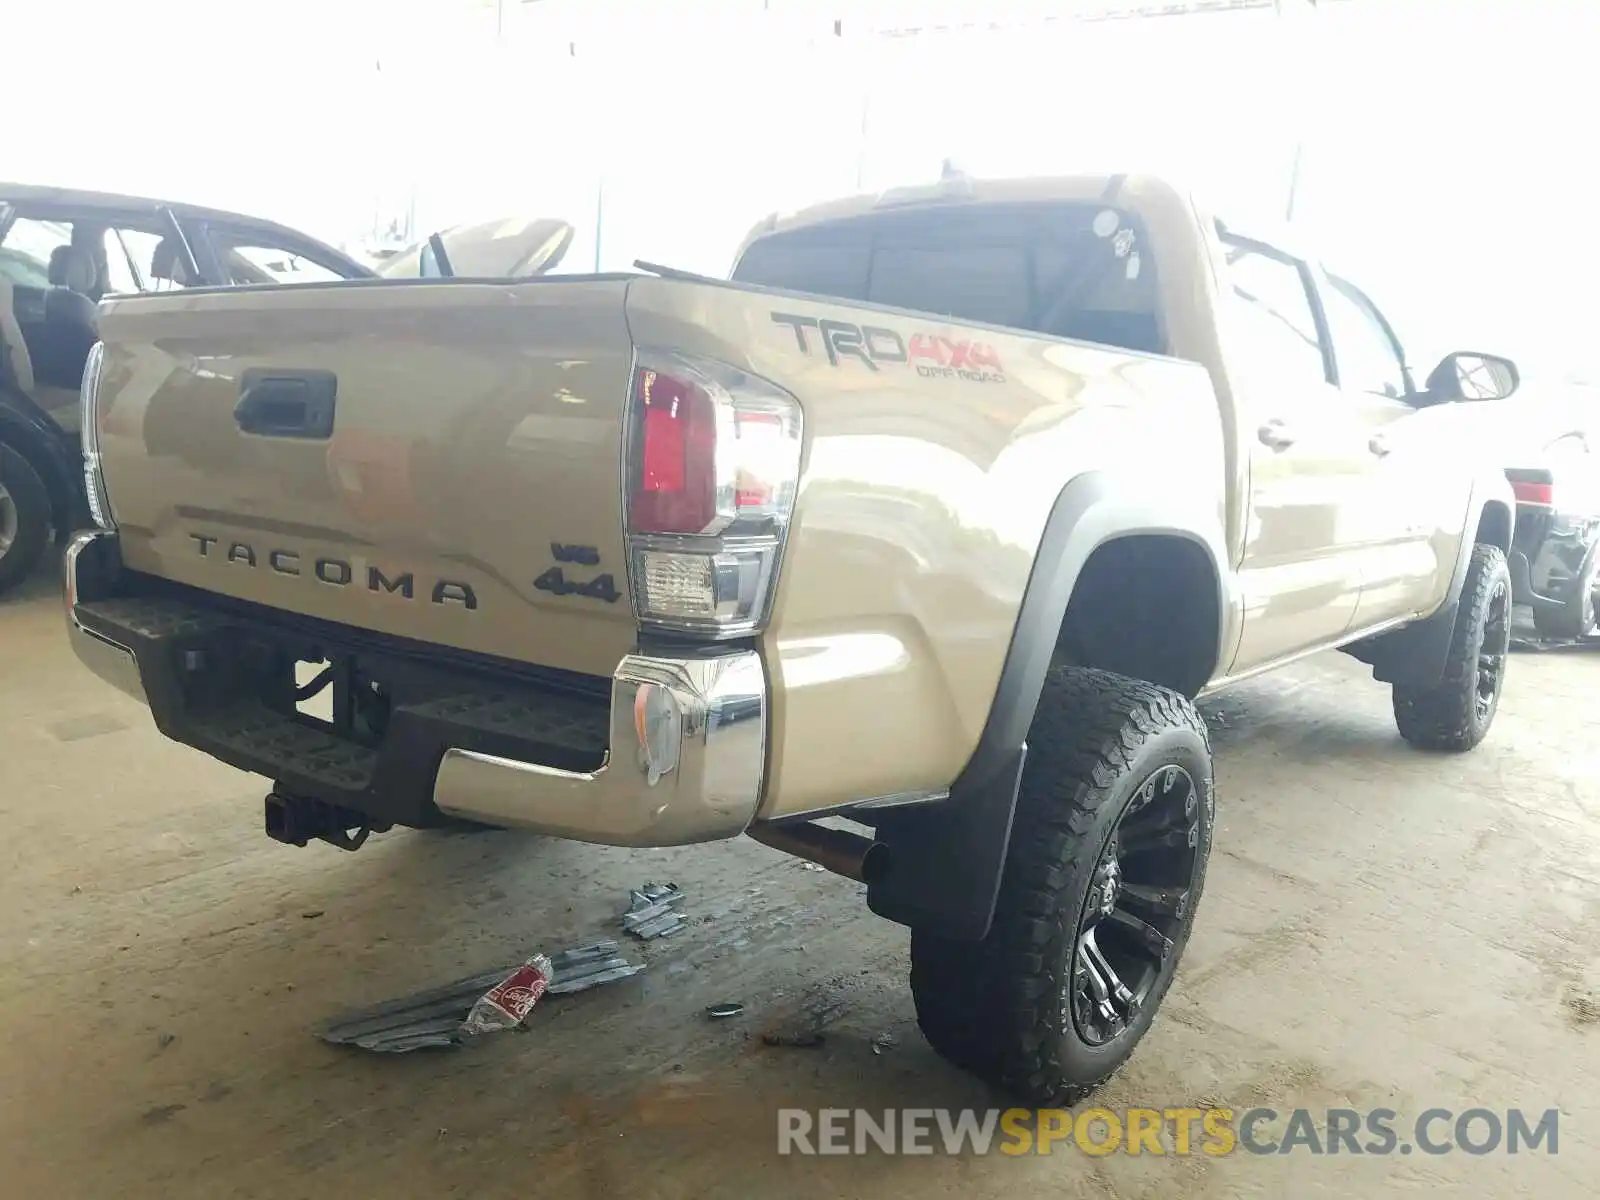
[909,666,1214,1106]
[1392,543,1511,751]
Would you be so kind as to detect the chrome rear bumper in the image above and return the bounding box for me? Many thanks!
[63,530,767,846]
[432,654,766,844]
[64,533,147,703]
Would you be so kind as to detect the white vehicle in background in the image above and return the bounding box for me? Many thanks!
[375,217,575,278]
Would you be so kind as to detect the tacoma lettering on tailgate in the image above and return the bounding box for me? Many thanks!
[189,534,478,609]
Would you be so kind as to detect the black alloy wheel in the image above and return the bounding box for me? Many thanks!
[1071,763,1201,1047]
[1475,574,1511,721]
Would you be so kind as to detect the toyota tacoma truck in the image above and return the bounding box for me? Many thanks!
[63,173,1518,1104]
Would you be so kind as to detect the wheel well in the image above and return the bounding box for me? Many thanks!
[1476,499,1512,553]
[0,420,74,535]
[1053,534,1220,699]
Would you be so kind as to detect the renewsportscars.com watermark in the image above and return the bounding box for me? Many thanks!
[777,1106,1561,1157]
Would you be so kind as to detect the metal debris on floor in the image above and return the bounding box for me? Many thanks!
[797,862,826,872]
[871,1032,898,1055]
[547,942,645,994]
[705,1002,745,1020]
[621,881,687,940]
[320,968,519,1052]
[320,943,641,1053]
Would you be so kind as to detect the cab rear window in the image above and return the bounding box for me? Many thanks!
[731,200,1163,356]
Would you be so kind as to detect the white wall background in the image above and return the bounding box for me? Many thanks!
[6,0,1594,379]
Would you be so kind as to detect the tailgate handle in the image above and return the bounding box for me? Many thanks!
[235,369,337,439]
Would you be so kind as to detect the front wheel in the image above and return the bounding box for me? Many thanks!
[1393,543,1512,752]
[909,666,1214,1106]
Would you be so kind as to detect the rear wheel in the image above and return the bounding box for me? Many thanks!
[0,442,51,595]
[1393,543,1511,751]
[909,666,1213,1106]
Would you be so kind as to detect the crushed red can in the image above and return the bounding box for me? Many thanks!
[459,954,553,1037]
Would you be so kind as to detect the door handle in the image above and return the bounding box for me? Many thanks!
[1257,418,1297,451]
[235,368,337,439]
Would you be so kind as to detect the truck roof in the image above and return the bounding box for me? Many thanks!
[734,172,1305,266]
[0,181,329,244]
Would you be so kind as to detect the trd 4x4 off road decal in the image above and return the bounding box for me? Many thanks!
[770,312,1006,384]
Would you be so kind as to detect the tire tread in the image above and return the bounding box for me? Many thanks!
[910,666,1212,1106]
[1393,544,1510,752]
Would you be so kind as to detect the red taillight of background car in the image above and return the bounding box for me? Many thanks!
[1509,477,1555,507]
[624,350,803,637]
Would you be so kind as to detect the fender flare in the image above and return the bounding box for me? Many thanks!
[1346,468,1515,687]
[868,470,1232,941]
[1445,468,1516,597]
[0,387,82,535]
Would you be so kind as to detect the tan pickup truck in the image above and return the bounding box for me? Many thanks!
[64,173,1518,1104]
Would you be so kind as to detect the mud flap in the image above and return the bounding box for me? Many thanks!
[1348,594,1461,689]
[866,746,1025,943]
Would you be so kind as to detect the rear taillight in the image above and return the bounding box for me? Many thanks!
[631,365,720,535]
[79,341,114,530]
[1510,478,1555,507]
[625,349,802,637]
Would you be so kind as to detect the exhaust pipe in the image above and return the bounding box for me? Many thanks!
[747,820,890,885]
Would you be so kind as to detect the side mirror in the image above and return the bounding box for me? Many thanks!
[1424,351,1520,402]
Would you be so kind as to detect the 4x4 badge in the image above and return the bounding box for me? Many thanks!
[535,566,621,604]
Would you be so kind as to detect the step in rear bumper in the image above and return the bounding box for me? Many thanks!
[62,530,768,846]
[431,654,765,844]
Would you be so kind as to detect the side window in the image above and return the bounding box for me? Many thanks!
[1322,277,1408,399]
[0,218,71,287]
[103,230,141,294]
[208,229,346,285]
[731,203,1164,354]
[1221,241,1328,390]
[731,231,871,299]
[114,228,195,291]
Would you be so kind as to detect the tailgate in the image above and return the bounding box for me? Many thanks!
[92,279,638,678]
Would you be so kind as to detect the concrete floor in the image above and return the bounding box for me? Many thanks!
[2,558,1596,1200]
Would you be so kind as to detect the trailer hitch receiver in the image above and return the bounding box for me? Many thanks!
[265,791,387,851]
